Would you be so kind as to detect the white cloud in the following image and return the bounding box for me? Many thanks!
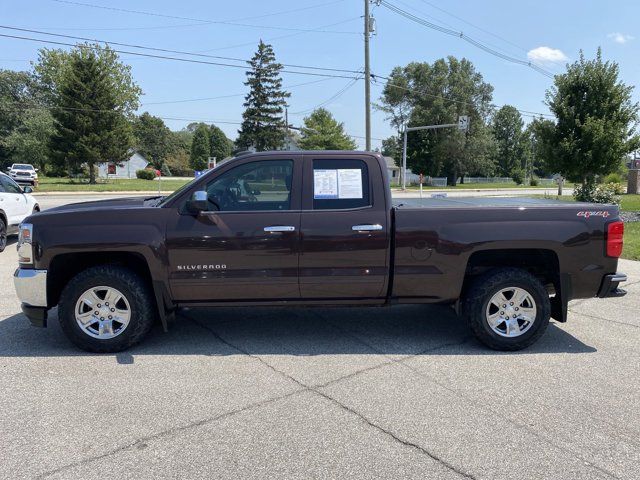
[608,32,634,44]
[527,46,568,65]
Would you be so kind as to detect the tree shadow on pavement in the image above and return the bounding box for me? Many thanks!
[0,303,596,358]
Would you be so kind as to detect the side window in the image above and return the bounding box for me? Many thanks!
[312,159,370,210]
[205,160,293,211]
[1,175,22,194]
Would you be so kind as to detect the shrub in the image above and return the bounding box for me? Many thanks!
[603,172,623,184]
[573,182,621,205]
[511,169,525,185]
[161,162,172,177]
[164,151,193,177]
[136,169,156,180]
[529,176,539,186]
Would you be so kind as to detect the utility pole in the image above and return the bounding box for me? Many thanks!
[364,0,371,151]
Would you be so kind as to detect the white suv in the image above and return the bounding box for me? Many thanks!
[0,173,39,252]
[7,163,38,186]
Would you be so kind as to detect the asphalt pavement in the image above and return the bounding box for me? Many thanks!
[0,194,637,479]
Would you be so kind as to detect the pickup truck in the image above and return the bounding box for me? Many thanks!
[13,151,627,352]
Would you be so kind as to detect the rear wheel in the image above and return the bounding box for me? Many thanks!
[462,268,550,351]
[0,218,6,252]
[58,265,156,352]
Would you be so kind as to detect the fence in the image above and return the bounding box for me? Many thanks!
[460,177,514,184]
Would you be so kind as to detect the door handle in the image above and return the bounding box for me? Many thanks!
[352,224,383,232]
[264,226,296,232]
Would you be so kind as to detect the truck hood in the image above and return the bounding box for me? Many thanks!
[41,196,160,214]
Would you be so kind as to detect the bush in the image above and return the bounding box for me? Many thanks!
[573,182,621,205]
[603,172,623,184]
[165,151,193,177]
[511,169,525,185]
[136,169,156,180]
[529,176,539,186]
[160,162,172,177]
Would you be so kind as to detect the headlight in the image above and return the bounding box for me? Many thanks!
[17,223,34,265]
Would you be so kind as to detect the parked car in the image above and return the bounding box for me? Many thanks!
[7,163,38,186]
[13,151,627,352]
[0,172,39,252]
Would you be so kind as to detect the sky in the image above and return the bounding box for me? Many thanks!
[1,0,639,150]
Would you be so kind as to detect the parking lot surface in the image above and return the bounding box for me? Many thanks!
[1,197,639,479]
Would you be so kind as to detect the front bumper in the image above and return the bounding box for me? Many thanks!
[597,273,627,298]
[14,268,48,327]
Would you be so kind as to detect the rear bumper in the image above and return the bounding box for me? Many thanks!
[597,273,627,298]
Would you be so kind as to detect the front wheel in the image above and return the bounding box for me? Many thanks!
[462,268,550,351]
[0,217,6,252]
[58,265,156,352]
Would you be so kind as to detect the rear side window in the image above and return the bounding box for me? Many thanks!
[312,159,370,210]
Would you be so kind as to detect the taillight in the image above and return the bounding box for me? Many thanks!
[606,221,624,257]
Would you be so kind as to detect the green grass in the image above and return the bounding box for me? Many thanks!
[623,222,640,261]
[400,182,573,190]
[620,194,640,212]
[36,177,190,192]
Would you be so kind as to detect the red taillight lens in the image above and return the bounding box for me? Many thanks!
[606,221,624,257]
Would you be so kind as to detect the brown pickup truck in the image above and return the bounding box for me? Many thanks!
[13,151,627,352]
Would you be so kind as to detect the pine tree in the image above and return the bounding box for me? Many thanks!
[49,47,133,184]
[237,41,290,151]
[299,108,357,150]
[190,123,210,170]
[209,125,232,162]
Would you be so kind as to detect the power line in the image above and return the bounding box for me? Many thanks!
[0,25,362,75]
[141,78,335,106]
[50,0,360,34]
[379,1,554,78]
[370,73,554,118]
[0,32,361,79]
[289,74,363,115]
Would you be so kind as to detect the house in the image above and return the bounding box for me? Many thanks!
[384,156,421,186]
[98,151,149,179]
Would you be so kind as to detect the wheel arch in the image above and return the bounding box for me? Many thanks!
[47,251,171,330]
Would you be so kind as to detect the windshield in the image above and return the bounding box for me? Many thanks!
[13,164,33,170]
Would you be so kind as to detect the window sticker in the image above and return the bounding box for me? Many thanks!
[313,169,339,199]
[337,169,363,199]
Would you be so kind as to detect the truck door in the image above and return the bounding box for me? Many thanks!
[298,155,390,299]
[165,156,302,301]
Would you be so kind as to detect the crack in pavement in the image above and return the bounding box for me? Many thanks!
[322,316,621,480]
[568,309,639,329]
[184,314,478,480]
[36,387,307,479]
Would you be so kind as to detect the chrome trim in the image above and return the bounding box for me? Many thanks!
[610,273,627,283]
[264,225,296,232]
[352,224,383,232]
[13,268,47,307]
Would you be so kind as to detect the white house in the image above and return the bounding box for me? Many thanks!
[98,151,149,179]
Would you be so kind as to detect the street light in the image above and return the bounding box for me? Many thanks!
[401,116,469,190]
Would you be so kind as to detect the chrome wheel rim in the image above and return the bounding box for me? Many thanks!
[485,287,537,338]
[75,286,131,339]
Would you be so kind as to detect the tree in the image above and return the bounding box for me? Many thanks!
[381,136,402,163]
[379,57,496,185]
[132,112,173,167]
[236,41,290,151]
[491,105,528,180]
[49,46,134,183]
[0,70,43,168]
[209,125,232,162]
[34,44,141,115]
[190,124,210,170]
[539,49,639,187]
[5,109,54,173]
[298,108,357,150]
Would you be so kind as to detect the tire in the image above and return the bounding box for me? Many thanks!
[58,265,156,352]
[462,267,550,351]
[0,217,6,252]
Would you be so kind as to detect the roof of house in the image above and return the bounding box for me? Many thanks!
[384,156,399,169]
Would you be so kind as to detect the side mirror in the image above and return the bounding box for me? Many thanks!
[22,186,33,194]
[186,190,208,214]
[34,168,39,172]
